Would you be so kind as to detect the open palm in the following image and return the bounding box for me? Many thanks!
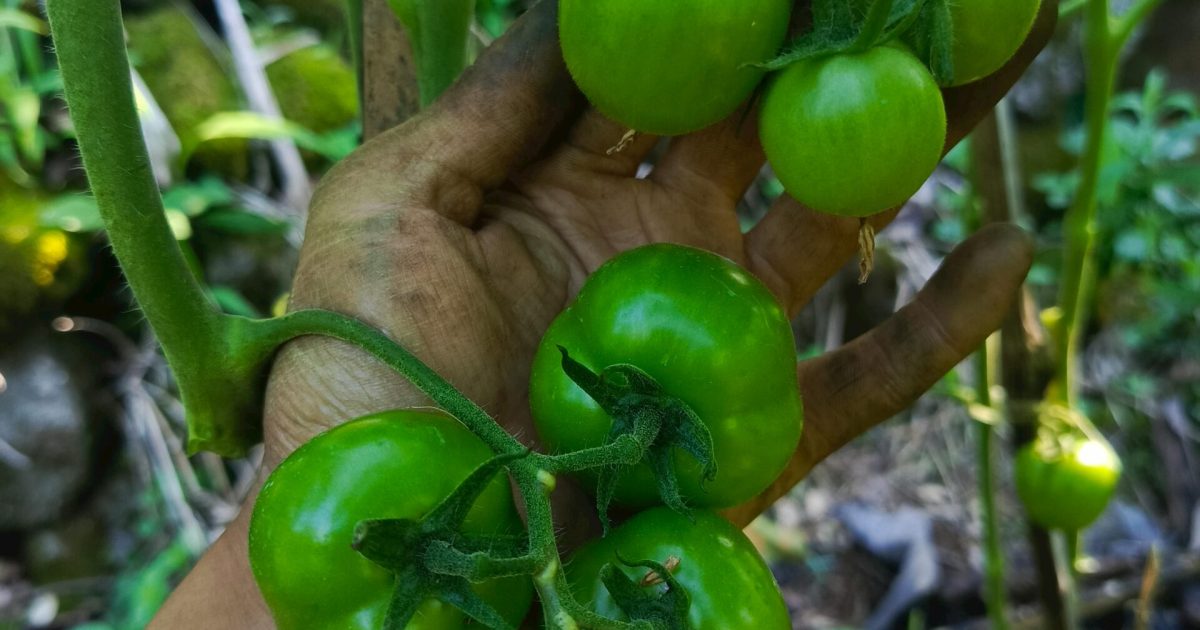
[267,0,1052,517]
[154,2,1055,626]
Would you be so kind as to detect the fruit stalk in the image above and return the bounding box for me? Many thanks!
[1055,0,1163,405]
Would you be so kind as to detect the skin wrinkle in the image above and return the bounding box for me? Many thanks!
[651,113,766,199]
[152,0,1057,625]
[559,111,659,176]
[726,225,1034,525]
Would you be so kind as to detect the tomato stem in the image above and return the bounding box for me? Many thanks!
[46,0,277,455]
[1055,0,1163,406]
[849,0,895,52]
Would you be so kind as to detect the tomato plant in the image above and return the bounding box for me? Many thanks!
[759,45,947,217]
[567,508,791,629]
[1015,435,1122,532]
[559,0,792,136]
[943,0,1042,86]
[248,410,533,629]
[529,244,802,510]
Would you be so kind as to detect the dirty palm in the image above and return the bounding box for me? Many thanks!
[42,0,1073,628]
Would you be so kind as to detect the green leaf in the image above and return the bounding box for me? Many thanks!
[209,286,261,318]
[189,111,354,161]
[1114,231,1149,262]
[197,208,289,235]
[0,8,48,34]
[162,177,234,218]
[39,195,104,232]
[8,88,43,166]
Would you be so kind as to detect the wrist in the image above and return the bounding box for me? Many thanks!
[263,335,430,467]
[150,490,272,629]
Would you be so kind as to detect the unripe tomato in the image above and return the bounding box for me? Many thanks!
[849,0,1042,86]
[567,508,791,629]
[760,46,946,217]
[945,0,1042,86]
[559,0,793,135]
[248,410,533,629]
[530,244,803,509]
[1015,435,1121,532]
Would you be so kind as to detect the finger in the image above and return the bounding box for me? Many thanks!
[744,0,1055,313]
[546,108,660,178]
[324,0,580,222]
[746,200,899,316]
[650,107,766,206]
[725,223,1033,526]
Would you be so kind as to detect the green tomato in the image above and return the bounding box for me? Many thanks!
[1015,435,1122,532]
[567,508,791,629]
[248,410,532,629]
[559,0,793,135]
[760,46,947,217]
[529,244,803,509]
[945,0,1042,86]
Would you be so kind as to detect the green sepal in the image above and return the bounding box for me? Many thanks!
[910,0,956,85]
[760,0,927,70]
[424,451,530,531]
[427,573,516,630]
[381,566,428,630]
[600,554,691,630]
[351,453,533,630]
[557,348,716,531]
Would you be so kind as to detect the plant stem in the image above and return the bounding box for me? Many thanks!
[1053,531,1082,628]
[975,352,1009,629]
[1054,0,1161,406]
[262,309,523,456]
[970,106,1021,630]
[47,0,271,454]
[261,309,638,629]
[850,0,895,51]
[46,0,218,342]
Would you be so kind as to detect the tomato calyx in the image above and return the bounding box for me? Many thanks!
[761,0,924,68]
[598,554,692,630]
[351,452,537,630]
[760,0,958,85]
[554,347,717,531]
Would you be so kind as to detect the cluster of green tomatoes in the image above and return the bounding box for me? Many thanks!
[244,0,1122,628]
[561,0,1042,217]
[249,245,802,628]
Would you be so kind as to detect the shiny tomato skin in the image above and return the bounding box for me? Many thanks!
[760,46,947,217]
[1015,437,1122,532]
[529,243,803,509]
[248,410,533,629]
[566,508,791,629]
[945,0,1042,86]
[559,0,793,135]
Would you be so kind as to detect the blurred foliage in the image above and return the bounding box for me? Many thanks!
[0,177,86,329]
[0,4,62,187]
[73,539,194,630]
[476,0,529,37]
[1,0,1196,627]
[124,5,249,177]
[266,45,358,135]
[1034,70,1200,409]
[1033,70,1200,496]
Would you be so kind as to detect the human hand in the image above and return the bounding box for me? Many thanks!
[264,0,1051,522]
[152,2,1055,626]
